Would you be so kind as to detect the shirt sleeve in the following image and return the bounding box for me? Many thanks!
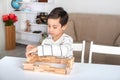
[38,35,73,58]
[61,36,73,57]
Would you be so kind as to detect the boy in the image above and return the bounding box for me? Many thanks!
[26,7,73,58]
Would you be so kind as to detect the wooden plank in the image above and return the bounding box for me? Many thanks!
[23,54,74,75]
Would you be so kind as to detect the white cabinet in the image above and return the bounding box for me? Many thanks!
[16,23,47,45]
[14,1,49,45]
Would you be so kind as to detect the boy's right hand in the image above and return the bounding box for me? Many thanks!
[25,45,37,57]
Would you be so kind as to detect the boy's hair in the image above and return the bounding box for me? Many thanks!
[47,7,69,27]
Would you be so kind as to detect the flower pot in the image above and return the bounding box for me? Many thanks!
[5,26,16,50]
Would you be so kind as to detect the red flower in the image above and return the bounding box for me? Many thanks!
[9,13,15,20]
[2,15,9,21]
[2,13,18,26]
[13,15,18,22]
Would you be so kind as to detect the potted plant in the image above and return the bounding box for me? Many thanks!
[2,13,18,50]
[2,13,18,26]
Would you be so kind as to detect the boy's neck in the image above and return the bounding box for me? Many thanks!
[52,32,63,42]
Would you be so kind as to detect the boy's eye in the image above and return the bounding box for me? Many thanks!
[48,25,50,28]
[48,25,58,29]
[53,26,57,29]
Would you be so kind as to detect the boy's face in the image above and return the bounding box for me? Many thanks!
[47,18,67,41]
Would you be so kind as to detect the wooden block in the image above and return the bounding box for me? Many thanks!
[34,66,44,72]
[23,54,74,75]
[54,68,66,74]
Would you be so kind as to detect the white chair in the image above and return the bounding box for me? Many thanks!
[88,41,120,64]
[72,40,86,63]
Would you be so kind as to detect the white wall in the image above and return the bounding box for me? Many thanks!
[53,0,120,15]
[0,0,16,50]
[0,0,120,50]
[6,0,120,15]
[0,0,6,50]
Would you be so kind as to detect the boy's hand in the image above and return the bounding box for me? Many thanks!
[25,45,37,57]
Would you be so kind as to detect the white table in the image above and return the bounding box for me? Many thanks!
[0,56,120,80]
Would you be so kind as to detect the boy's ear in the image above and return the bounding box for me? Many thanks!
[62,24,67,31]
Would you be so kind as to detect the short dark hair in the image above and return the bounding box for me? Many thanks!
[47,7,69,27]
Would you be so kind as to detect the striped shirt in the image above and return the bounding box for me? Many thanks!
[38,33,73,58]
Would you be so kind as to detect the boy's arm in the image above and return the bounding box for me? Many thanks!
[25,45,37,57]
[59,36,73,57]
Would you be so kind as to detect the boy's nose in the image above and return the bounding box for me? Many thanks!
[48,28,53,32]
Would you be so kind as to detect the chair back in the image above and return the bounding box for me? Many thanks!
[72,40,86,63]
[88,41,120,63]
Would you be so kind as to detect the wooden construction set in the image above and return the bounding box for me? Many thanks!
[23,54,74,75]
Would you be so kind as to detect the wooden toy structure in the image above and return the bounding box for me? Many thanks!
[23,54,74,75]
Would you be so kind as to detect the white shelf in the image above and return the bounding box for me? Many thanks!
[19,0,54,4]
[16,31,42,36]
[12,10,39,14]
[30,23,47,26]
[19,1,46,4]
[16,11,38,14]
[16,39,41,45]
[16,31,42,45]
[14,0,50,45]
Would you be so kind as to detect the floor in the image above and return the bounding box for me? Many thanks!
[0,44,26,59]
